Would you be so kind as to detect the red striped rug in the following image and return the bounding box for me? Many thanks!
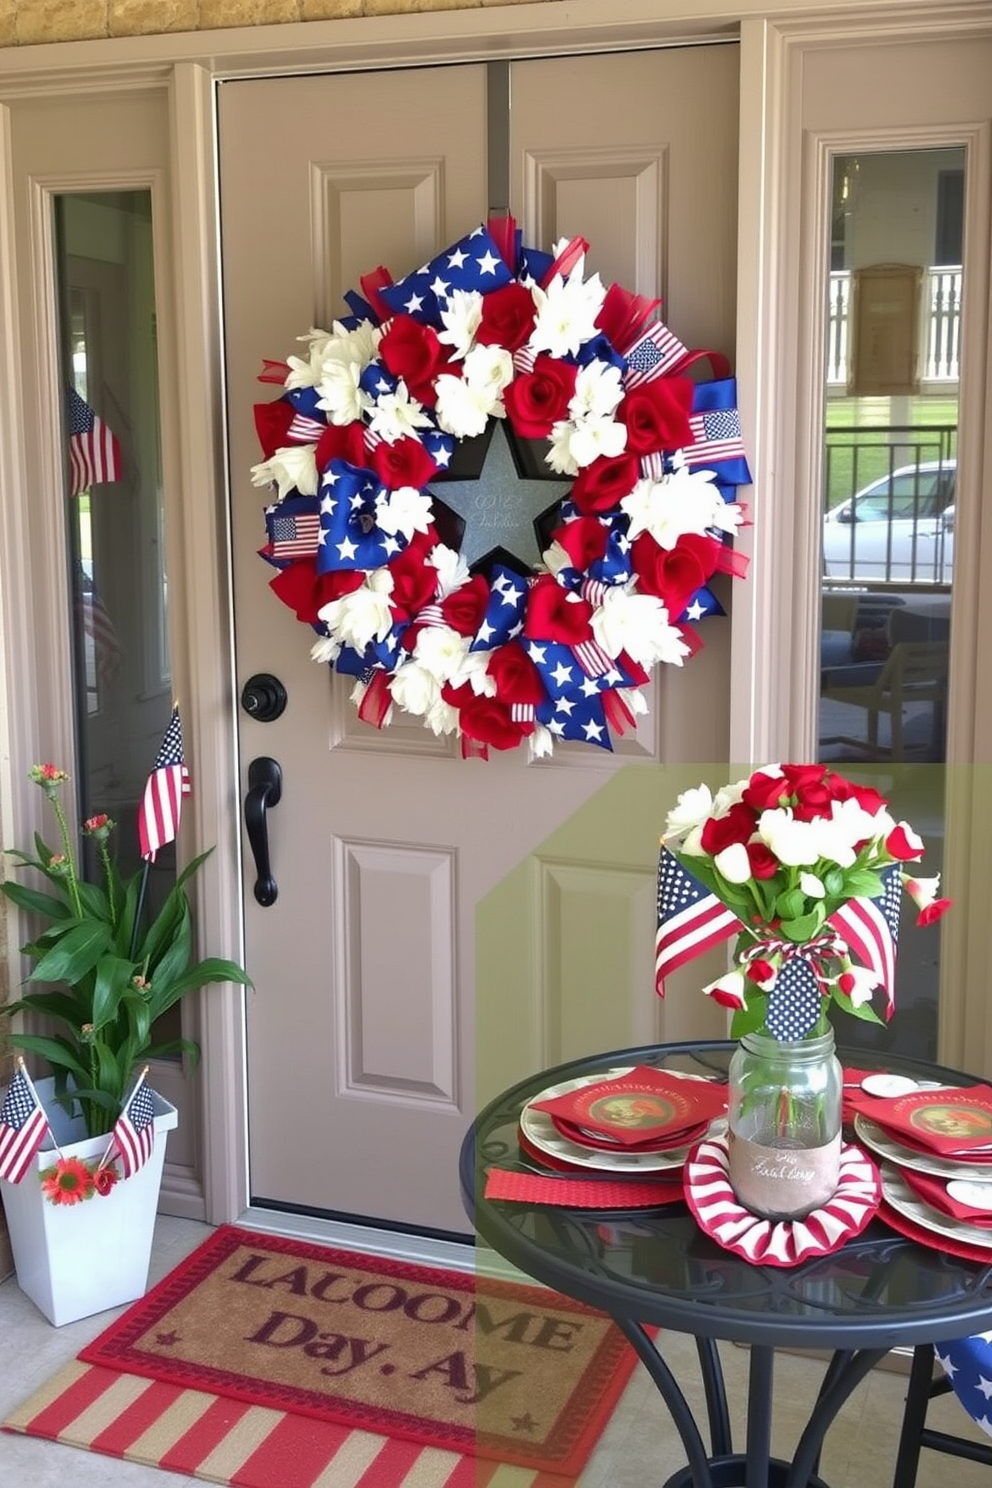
[4,1225,640,1486]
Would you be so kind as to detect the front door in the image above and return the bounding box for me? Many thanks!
[219,45,740,1233]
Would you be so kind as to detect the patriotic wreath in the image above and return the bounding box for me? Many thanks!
[251,216,751,758]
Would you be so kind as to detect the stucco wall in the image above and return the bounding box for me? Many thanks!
[0,0,543,49]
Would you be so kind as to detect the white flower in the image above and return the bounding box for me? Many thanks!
[375,486,433,541]
[590,585,690,668]
[712,779,750,816]
[310,633,342,665]
[388,660,441,718]
[433,345,512,442]
[424,694,460,737]
[542,540,571,576]
[664,784,715,840]
[430,544,471,599]
[367,380,433,443]
[838,964,879,1008]
[437,289,483,360]
[569,361,624,420]
[621,468,743,551]
[701,969,747,1010]
[902,873,941,910]
[464,343,514,398]
[530,269,607,358]
[290,321,382,392]
[318,569,394,652]
[567,414,628,469]
[757,808,820,868]
[528,724,555,761]
[715,842,752,885]
[250,444,319,499]
[316,361,370,426]
[546,422,580,476]
[413,624,471,682]
[454,649,496,696]
[680,825,706,856]
[814,797,895,868]
[800,872,826,899]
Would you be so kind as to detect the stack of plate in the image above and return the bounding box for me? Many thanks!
[519,1066,727,1175]
[856,1114,992,1250]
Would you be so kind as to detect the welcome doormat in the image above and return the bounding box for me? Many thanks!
[7,1225,640,1483]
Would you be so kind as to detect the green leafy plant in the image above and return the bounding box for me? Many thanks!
[0,764,252,1138]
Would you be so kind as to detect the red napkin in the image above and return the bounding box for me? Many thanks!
[550,1114,710,1153]
[530,1066,726,1148]
[484,1168,685,1208]
[897,1166,992,1226]
[851,1085,992,1154]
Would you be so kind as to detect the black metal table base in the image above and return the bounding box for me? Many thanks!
[615,1317,890,1488]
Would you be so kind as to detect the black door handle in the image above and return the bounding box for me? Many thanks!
[244,757,282,906]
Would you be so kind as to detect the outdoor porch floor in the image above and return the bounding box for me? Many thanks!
[1,1214,990,1488]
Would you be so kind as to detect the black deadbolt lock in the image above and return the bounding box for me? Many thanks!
[241,673,287,723]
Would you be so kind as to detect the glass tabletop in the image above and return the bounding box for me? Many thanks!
[461,1041,992,1350]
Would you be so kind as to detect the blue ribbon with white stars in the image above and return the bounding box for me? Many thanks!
[377,226,514,325]
[536,688,612,749]
[316,460,404,574]
[470,568,528,651]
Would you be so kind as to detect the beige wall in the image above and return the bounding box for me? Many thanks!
[0,0,545,49]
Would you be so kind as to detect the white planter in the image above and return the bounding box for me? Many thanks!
[0,1076,178,1326]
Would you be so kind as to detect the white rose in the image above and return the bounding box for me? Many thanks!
[758,808,820,867]
[318,570,394,652]
[388,661,440,717]
[250,444,319,500]
[316,361,370,426]
[413,625,471,682]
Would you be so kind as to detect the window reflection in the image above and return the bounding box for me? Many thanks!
[55,192,180,1046]
[817,148,963,1063]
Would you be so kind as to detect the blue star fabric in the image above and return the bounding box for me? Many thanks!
[470,567,528,652]
[536,688,612,749]
[377,226,513,325]
[316,461,403,573]
[935,1335,992,1438]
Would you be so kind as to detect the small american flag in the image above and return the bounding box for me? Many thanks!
[829,864,901,1018]
[286,412,325,443]
[270,510,320,560]
[623,321,688,389]
[110,1074,155,1178]
[684,408,748,466]
[0,1065,50,1185]
[66,386,123,496]
[655,848,740,996]
[138,705,191,863]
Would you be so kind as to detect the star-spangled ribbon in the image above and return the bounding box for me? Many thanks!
[684,379,752,486]
[377,225,514,325]
[680,586,724,623]
[316,460,404,573]
[536,687,612,748]
[284,384,324,419]
[470,567,528,651]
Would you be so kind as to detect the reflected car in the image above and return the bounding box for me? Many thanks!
[822,460,956,582]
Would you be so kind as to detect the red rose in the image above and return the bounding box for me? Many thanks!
[476,283,537,352]
[700,803,757,856]
[486,641,545,705]
[746,842,780,880]
[315,421,368,473]
[442,683,532,750]
[630,532,714,615]
[617,376,694,455]
[553,516,609,572]
[570,453,640,514]
[269,560,363,625]
[523,574,594,646]
[439,574,490,637]
[747,958,776,983]
[372,436,437,491]
[388,536,438,621]
[503,356,578,438]
[742,769,791,812]
[830,778,888,815]
[379,315,451,404]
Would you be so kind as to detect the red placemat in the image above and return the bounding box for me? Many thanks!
[484,1167,685,1208]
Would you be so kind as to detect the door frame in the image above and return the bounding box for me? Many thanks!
[0,0,989,1232]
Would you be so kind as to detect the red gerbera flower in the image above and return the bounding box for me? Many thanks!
[40,1156,96,1205]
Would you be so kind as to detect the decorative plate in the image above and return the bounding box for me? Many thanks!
[519,1067,725,1174]
[880,1166,992,1251]
[855,1115,992,1181]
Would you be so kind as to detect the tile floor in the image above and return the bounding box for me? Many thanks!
[1,1214,991,1488]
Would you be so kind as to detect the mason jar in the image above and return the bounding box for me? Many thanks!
[726,1027,843,1220]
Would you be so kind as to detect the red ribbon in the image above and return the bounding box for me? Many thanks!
[356,671,392,730]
